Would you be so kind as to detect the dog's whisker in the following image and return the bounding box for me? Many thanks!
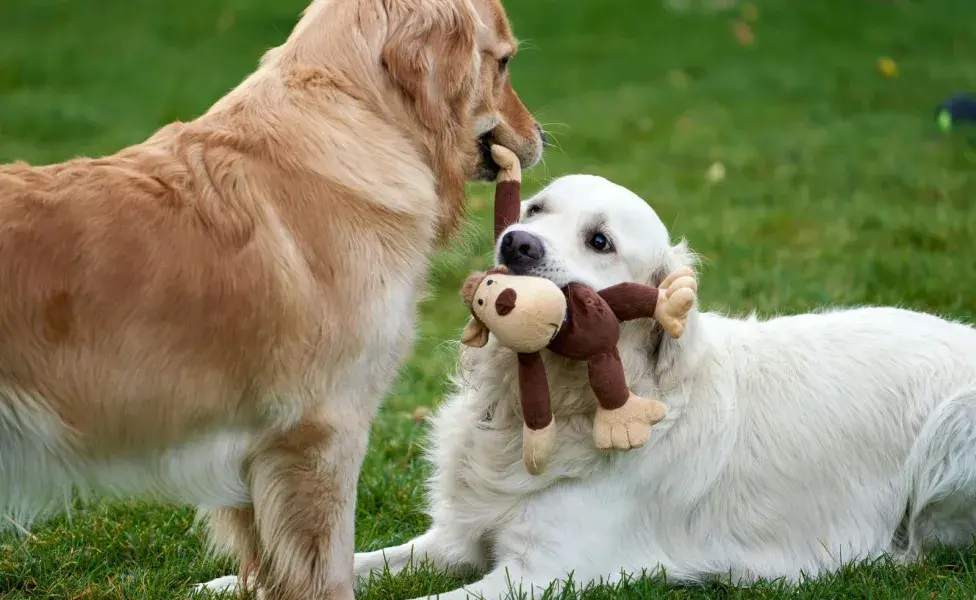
[525,155,556,186]
[536,121,571,132]
[514,38,540,52]
[541,133,566,155]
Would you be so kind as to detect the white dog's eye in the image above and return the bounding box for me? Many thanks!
[587,232,614,253]
[526,204,542,217]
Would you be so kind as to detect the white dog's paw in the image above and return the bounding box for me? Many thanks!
[190,575,241,597]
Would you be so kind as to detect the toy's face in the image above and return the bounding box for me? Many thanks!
[494,175,685,290]
[469,273,506,322]
[471,273,566,353]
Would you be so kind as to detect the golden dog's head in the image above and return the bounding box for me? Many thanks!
[377,0,546,238]
[380,0,545,180]
[274,0,545,238]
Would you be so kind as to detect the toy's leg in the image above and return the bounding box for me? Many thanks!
[518,352,555,475]
[588,350,666,451]
[586,348,630,411]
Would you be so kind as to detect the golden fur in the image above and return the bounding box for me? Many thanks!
[0,0,542,598]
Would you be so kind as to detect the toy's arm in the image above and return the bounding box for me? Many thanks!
[491,145,522,240]
[597,283,660,323]
[600,269,699,338]
[517,351,553,430]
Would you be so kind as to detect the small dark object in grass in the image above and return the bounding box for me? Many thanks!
[936,92,976,132]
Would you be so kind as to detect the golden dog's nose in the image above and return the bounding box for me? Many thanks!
[537,124,550,148]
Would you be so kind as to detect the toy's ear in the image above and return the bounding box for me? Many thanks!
[460,316,490,348]
[460,271,488,307]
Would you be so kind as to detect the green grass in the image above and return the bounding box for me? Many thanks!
[2,0,976,597]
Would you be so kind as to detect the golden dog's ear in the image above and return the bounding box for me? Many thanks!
[461,316,490,348]
[381,0,478,131]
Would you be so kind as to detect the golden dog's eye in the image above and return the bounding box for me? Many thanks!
[498,56,510,72]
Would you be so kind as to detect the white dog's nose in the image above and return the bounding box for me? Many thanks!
[500,230,545,270]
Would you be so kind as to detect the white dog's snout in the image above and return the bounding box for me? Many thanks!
[494,224,540,261]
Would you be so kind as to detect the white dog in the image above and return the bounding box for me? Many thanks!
[206,173,976,598]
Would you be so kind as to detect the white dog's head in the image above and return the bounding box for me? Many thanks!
[495,175,693,290]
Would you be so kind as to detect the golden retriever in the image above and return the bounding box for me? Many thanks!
[0,0,544,598]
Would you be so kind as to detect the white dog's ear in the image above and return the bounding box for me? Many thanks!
[647,237,701,288]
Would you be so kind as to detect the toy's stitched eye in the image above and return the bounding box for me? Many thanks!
[588,232,614,253]
[486,279,493,285]
[478,299,484,305]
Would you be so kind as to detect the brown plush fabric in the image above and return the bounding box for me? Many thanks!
[598,282,661,322]
[586,348,629,411]
[495,288,517,316]
[548,284,620,360]
[513,281,661,419]
[494,180,521,239]
[518,352,553,430]
[545,284,631,411]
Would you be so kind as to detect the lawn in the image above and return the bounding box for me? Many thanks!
[3,0,976,597]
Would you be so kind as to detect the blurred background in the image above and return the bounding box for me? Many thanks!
[2,0,976,598]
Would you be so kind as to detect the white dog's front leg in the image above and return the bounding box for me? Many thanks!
[655,294,704,384]
[355,527,484,581]
[405,564,553,600]
[195,529,482,597]
[190,576,249,597]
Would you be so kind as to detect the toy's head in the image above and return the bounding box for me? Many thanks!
[460,267,567,353]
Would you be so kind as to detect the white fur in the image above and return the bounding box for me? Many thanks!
[202,174,976,599]
[345,175,976,600]
[0,390,255,530]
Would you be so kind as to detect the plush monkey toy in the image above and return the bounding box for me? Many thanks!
[460,146,698,475]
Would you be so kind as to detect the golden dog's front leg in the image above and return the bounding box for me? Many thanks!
[198,506,262,595]
[247,415,368,600]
